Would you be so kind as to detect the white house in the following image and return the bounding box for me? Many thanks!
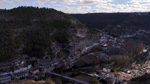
[14,65,32,73]
[143,46,149,53]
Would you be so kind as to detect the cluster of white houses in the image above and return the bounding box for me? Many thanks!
[0,57,53,84]
[0,64,32,84]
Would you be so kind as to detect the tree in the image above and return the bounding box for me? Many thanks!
[90,76,99,84]
[44,78,55,84]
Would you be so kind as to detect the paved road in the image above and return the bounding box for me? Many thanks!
[47,71,91,84]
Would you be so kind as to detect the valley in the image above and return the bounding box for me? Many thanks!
[0,7,150,84]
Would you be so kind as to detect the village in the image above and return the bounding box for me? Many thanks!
[86,58,150,84]
[0,31,150,84]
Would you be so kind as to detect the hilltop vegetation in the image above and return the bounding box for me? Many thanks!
[0,6,87,61]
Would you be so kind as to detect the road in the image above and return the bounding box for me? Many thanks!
[46,71,91,84]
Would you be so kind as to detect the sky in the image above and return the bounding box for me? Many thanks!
[0,0,150,13]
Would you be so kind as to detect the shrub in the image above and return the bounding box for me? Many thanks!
[111,55,131,70]
[44,78,55,84]
[54,31,69,44]
[90,76,99,84]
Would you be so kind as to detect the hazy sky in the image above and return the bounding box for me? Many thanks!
[0,0,150,13]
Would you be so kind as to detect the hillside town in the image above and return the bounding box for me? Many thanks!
[0,30,149,84]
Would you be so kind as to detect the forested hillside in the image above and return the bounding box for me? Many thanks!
[72,13,150,36]
[0,6,87,61]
